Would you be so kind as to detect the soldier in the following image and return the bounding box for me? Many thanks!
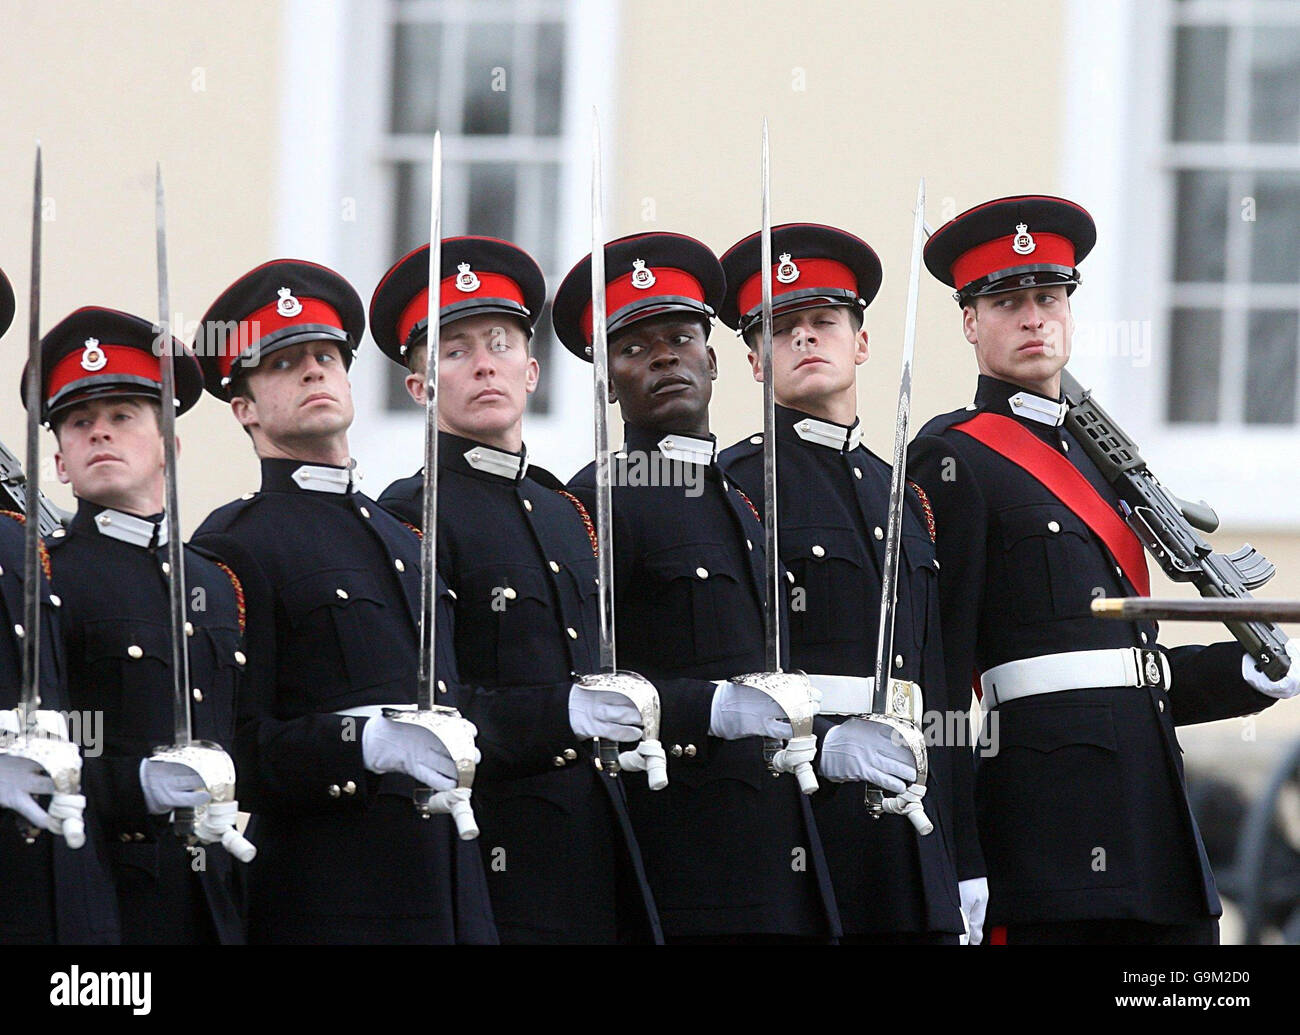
[30,306,246,944]
[190,259,495,944]
[370,238,660,944]
[717,223,979,944]
[554,232,839,943]
[1,271,118,945]
[909,195,1300,945]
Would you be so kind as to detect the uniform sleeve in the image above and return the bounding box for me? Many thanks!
[1164,640,1277,726]
[190,531,373,817]
[909,432,986,880]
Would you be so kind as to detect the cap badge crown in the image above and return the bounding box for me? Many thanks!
[1011,222,1036,256]
[775,252,800,284]
[630,258,656,290]
[276,287,303,318]
[80,337,107,372]
[455,262,481,293]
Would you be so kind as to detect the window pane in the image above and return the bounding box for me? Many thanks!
[1249,27,1300,144]
[1245,309,1298,424]
[1248,171,1300,283]
[527,300,556,416]
[1174,170,1230,282]
[1172,26,1228,142]
[392,161,429,258]
[467,162,517,240]
[1167,307,1222,423]
[390,23,442,134]
[463,22,514,135]
[534,22,565,136]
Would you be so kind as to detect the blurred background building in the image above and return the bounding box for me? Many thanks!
[3,0,1299,940]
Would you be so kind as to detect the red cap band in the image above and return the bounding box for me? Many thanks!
[214,296,344,380]
[47,343,163,405]
[735,257,858,319]
[397,271,528,348]
[950,232,1076,293]
[580,267,705,343]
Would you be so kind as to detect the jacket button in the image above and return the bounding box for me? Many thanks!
[854,469,862,479]
[670,745,683,757]
[13,624,23,639]
[895,654,904,668]
[192,688,203,702]
[1062,440,1070,452]
[336,588,349,600]
[437,680,447,694]
[184,621,194,636]
[874,527,884,540]
[134,832,145,842]
[563,748,577,761]
[328,784,341,798]
[811,545,825,558]
[523,499,533,512]
[343,780,357,794]
[394,559,405,572]
[503,587,517,600]
[234,651,247,666]
[1140,632,1149,645]
[447,589,457,600]
[119,832,132,843]
[786,571,795,584]
[1158,700,1165,713]
[553,755,566,767]
[50,594,61,607]
[684,744,697,757]
[567,627,578,640]
[1047,520,1061,533]
[746,539,753,551]
[750,435,762,445]
[161,561,171,575]
[549,561,560,573]
[696,567,709,579]
[663,439,674,450]
[241,493,255,501]
[722,480,729,492]
[360,507,371,519]
[127,644,143,659]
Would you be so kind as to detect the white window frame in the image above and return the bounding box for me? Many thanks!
[275,0,620,492]
[1064,0,1300,530]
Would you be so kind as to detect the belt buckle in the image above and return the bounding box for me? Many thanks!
[1138,649,1164,688]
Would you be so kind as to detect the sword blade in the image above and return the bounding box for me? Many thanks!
[591,108,616,674]
[156,164,192,748]
[871,177,926,713]
[417,131,442,711]
[21,144,42,719]
[759,119,781,673]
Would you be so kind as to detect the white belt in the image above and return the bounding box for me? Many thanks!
[980,648,1171,709]
[806,675,875,716]
[332,704,414,719]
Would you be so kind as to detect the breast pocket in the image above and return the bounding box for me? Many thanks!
[494,566,565,682]
[281,568,390,697]
[82,619,171,745]
[900,531,938,651]
[641,542,746,666]
[783,526,870,647]
[189,623,242,743]
[997,503,1096,623]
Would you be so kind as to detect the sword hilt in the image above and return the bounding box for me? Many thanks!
[597,738,620,777]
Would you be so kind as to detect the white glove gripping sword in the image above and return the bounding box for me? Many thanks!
[407,131,482,838]
[729,121,820,796]
[0,145,86,850]
[574,109,667,791]
[147,165,255,862]
[861,179,932,836]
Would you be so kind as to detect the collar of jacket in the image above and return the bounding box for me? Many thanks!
[623,424,716,467]
[73,499,167,548]
[974,374,1067,427]
[437,430,530,483]
[260,457,355,494]
[777,404,862,452]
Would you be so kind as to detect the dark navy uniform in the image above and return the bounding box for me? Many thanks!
[0,510,119,944]
[912,375,1276,935]
[721,406,967,939]
[379,436,661,945]
[194,460,496,944]
[570,426,839,940]
[50,502,246,944]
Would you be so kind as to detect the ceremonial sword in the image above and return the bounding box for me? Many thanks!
[572,110,666,790]
[861,178,932,835]
[148,166,255,861]
[382,132,480,838]
[1,145,85,848]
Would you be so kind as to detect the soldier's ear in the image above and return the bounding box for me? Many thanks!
[962,304,980,346]
[747,347,763,383]
[230,394,258,431]
[524,354,540,395]
[53,450,71,486]
[855,328,870,366]
[707,345,718,381]
[404,370,426,406]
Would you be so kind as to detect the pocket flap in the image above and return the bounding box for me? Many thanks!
[999,701,1118,754]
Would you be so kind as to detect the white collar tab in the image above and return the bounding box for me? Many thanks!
[463,444,528,481]
[1008,391,1068,428]
[291,464,353,494]
[94,509,167,548]
[793,415,862,452]
[657,434,715,467]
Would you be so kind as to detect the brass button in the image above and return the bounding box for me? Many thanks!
[663,439,674,450]
[786,571,795,585]
[1062,440,1070,452]
[670,745,683,757]
[234,650,247,666]
[563,748,577,761]
[811,545,825,558]
[549,561,560,573]
[127,644,144,659]
[51,528,65,537]
[119,832,131,843]
[394,559,405,572]
[874,527,884,540]
[184,621,194,636]
[722,480,729,492]
[13,624,23,638]
[447,588,457,600]
[1158,700,1165,713]
[241,492,255,501]
[437,680,447,694]
[49,594,61,607]
[134,832,145,842]
[1140,632,1149,645]
[192,688,203,703]
[684,744,697,757]
[567,627,578,640]
[854,468,863,479]
[523,499,533,512]
[328,784,341,798]
[161,561,171,575]
[746,539,753,550]
[359,507,371,519]
[696,567,709,579]
[336,588,349,600]
[343,780,357,795]
[503,587,517,600]
[750,435,762,444]
[1047,520,1061,533]
[553,755,566,767]
[894,654,904,668]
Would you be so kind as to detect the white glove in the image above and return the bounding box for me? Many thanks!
[0,753,59,831]
[193,799,257,863]
[139,757,212,815]
[958,876,989,946]
[361,715,475,791]
[1242,640,1300,700]
[568,685,644,743]
[818,717,919,792]
[709,681,796,740]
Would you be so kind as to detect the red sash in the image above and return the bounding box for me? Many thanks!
[952,412,1150,597]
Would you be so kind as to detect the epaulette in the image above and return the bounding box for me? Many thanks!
[915,405,980,440]
[0,510,52,579]
[717,432,764,471]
